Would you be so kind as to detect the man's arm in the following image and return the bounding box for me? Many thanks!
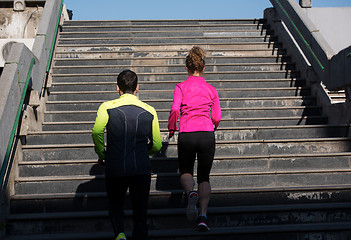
[149,107,162,155]
[92,103,109,161]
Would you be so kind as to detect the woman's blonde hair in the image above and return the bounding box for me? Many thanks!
[185,46,206,74]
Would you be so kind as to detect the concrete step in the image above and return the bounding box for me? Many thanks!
[54,43,285,57]
[40,115,328,131]
[13,166,351,194]
[18,150,351,179]
[25,125,351,147]
[47,86,309,101]
[21,137,351,160]
[52,63,295,75]
[45,96,315,111]
[55,47,284,59]
[62,19,266,27]
[10,185,351,214]
[61,23,268,32]
[51,70,300,82]
[57,35,277,45]
[7,202,351,236]
[49,79,305,93]
[53,55,290,67]
[42,106,321,123]
[5,222,351,240]
[62,23,268,32]
[58,29,272,39]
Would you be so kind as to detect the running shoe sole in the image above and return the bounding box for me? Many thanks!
[198,221,210,232]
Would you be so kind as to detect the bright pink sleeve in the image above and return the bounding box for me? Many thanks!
[168,85,182,131]
[212,89,221,130]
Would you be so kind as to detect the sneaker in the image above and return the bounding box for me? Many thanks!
[197,215,210,232]
[186,191,199,221]
[116,232,126,240]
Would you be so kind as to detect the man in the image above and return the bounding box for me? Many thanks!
[92,70,162,240]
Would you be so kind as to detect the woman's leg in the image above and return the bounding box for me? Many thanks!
[196,131,215,217]
[198,181,211,216]
[180,173,195,195]
[178,132,198,220]
[178,132,197,194]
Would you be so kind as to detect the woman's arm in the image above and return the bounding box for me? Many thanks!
[212,89,221,130]
[168,85,182,137]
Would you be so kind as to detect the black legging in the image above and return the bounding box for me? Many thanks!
[178,131,215,183]
[105,174,151,240]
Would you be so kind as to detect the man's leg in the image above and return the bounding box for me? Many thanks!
[129,174,151,240]
[105,177,128,237]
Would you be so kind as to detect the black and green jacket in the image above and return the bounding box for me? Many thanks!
[92,94,162,178]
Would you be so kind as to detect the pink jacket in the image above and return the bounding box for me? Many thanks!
[168,76,221,133]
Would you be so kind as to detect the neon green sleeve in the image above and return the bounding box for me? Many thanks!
[92,103,109,160]
[149,107,162,155]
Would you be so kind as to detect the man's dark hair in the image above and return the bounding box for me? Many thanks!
[117,70,138,94]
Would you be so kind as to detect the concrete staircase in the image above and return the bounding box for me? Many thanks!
[5,19,351,239]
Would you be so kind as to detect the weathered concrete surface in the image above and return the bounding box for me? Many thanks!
[0,39,35,66]
[0,5,43,66]
[304,7,351,54]
[0,43,37,170]
[299,0,312,8]
[0,7,43,38]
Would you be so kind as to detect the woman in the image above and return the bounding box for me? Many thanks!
[168,46,221,232]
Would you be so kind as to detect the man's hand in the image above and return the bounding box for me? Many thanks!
[169,130,175,139]
[98,158,105,167]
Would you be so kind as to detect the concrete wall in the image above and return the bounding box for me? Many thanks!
[0,3,44,67]
[304,7,351,53]
[0,6,44,39]
[0,0,67,188]
[0,43,36,173]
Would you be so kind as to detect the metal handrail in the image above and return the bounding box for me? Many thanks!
[46,0,63,72]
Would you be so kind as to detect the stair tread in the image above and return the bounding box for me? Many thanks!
[40,115,327,125]
[57,42,280,47]
[26,124,350,135]
[53,63,291,68]
[50,78,301,85]
[18,151,351,166]
[49,87,307,94]
[4,222,351,240]
[55,51,284,56]
[8,202,351,220]
[52,70,298,76]
[14,168,351,183]
[21,136,351,149]
[46,95,312,103]
[43,106,321,114]
[10,185,351,200]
